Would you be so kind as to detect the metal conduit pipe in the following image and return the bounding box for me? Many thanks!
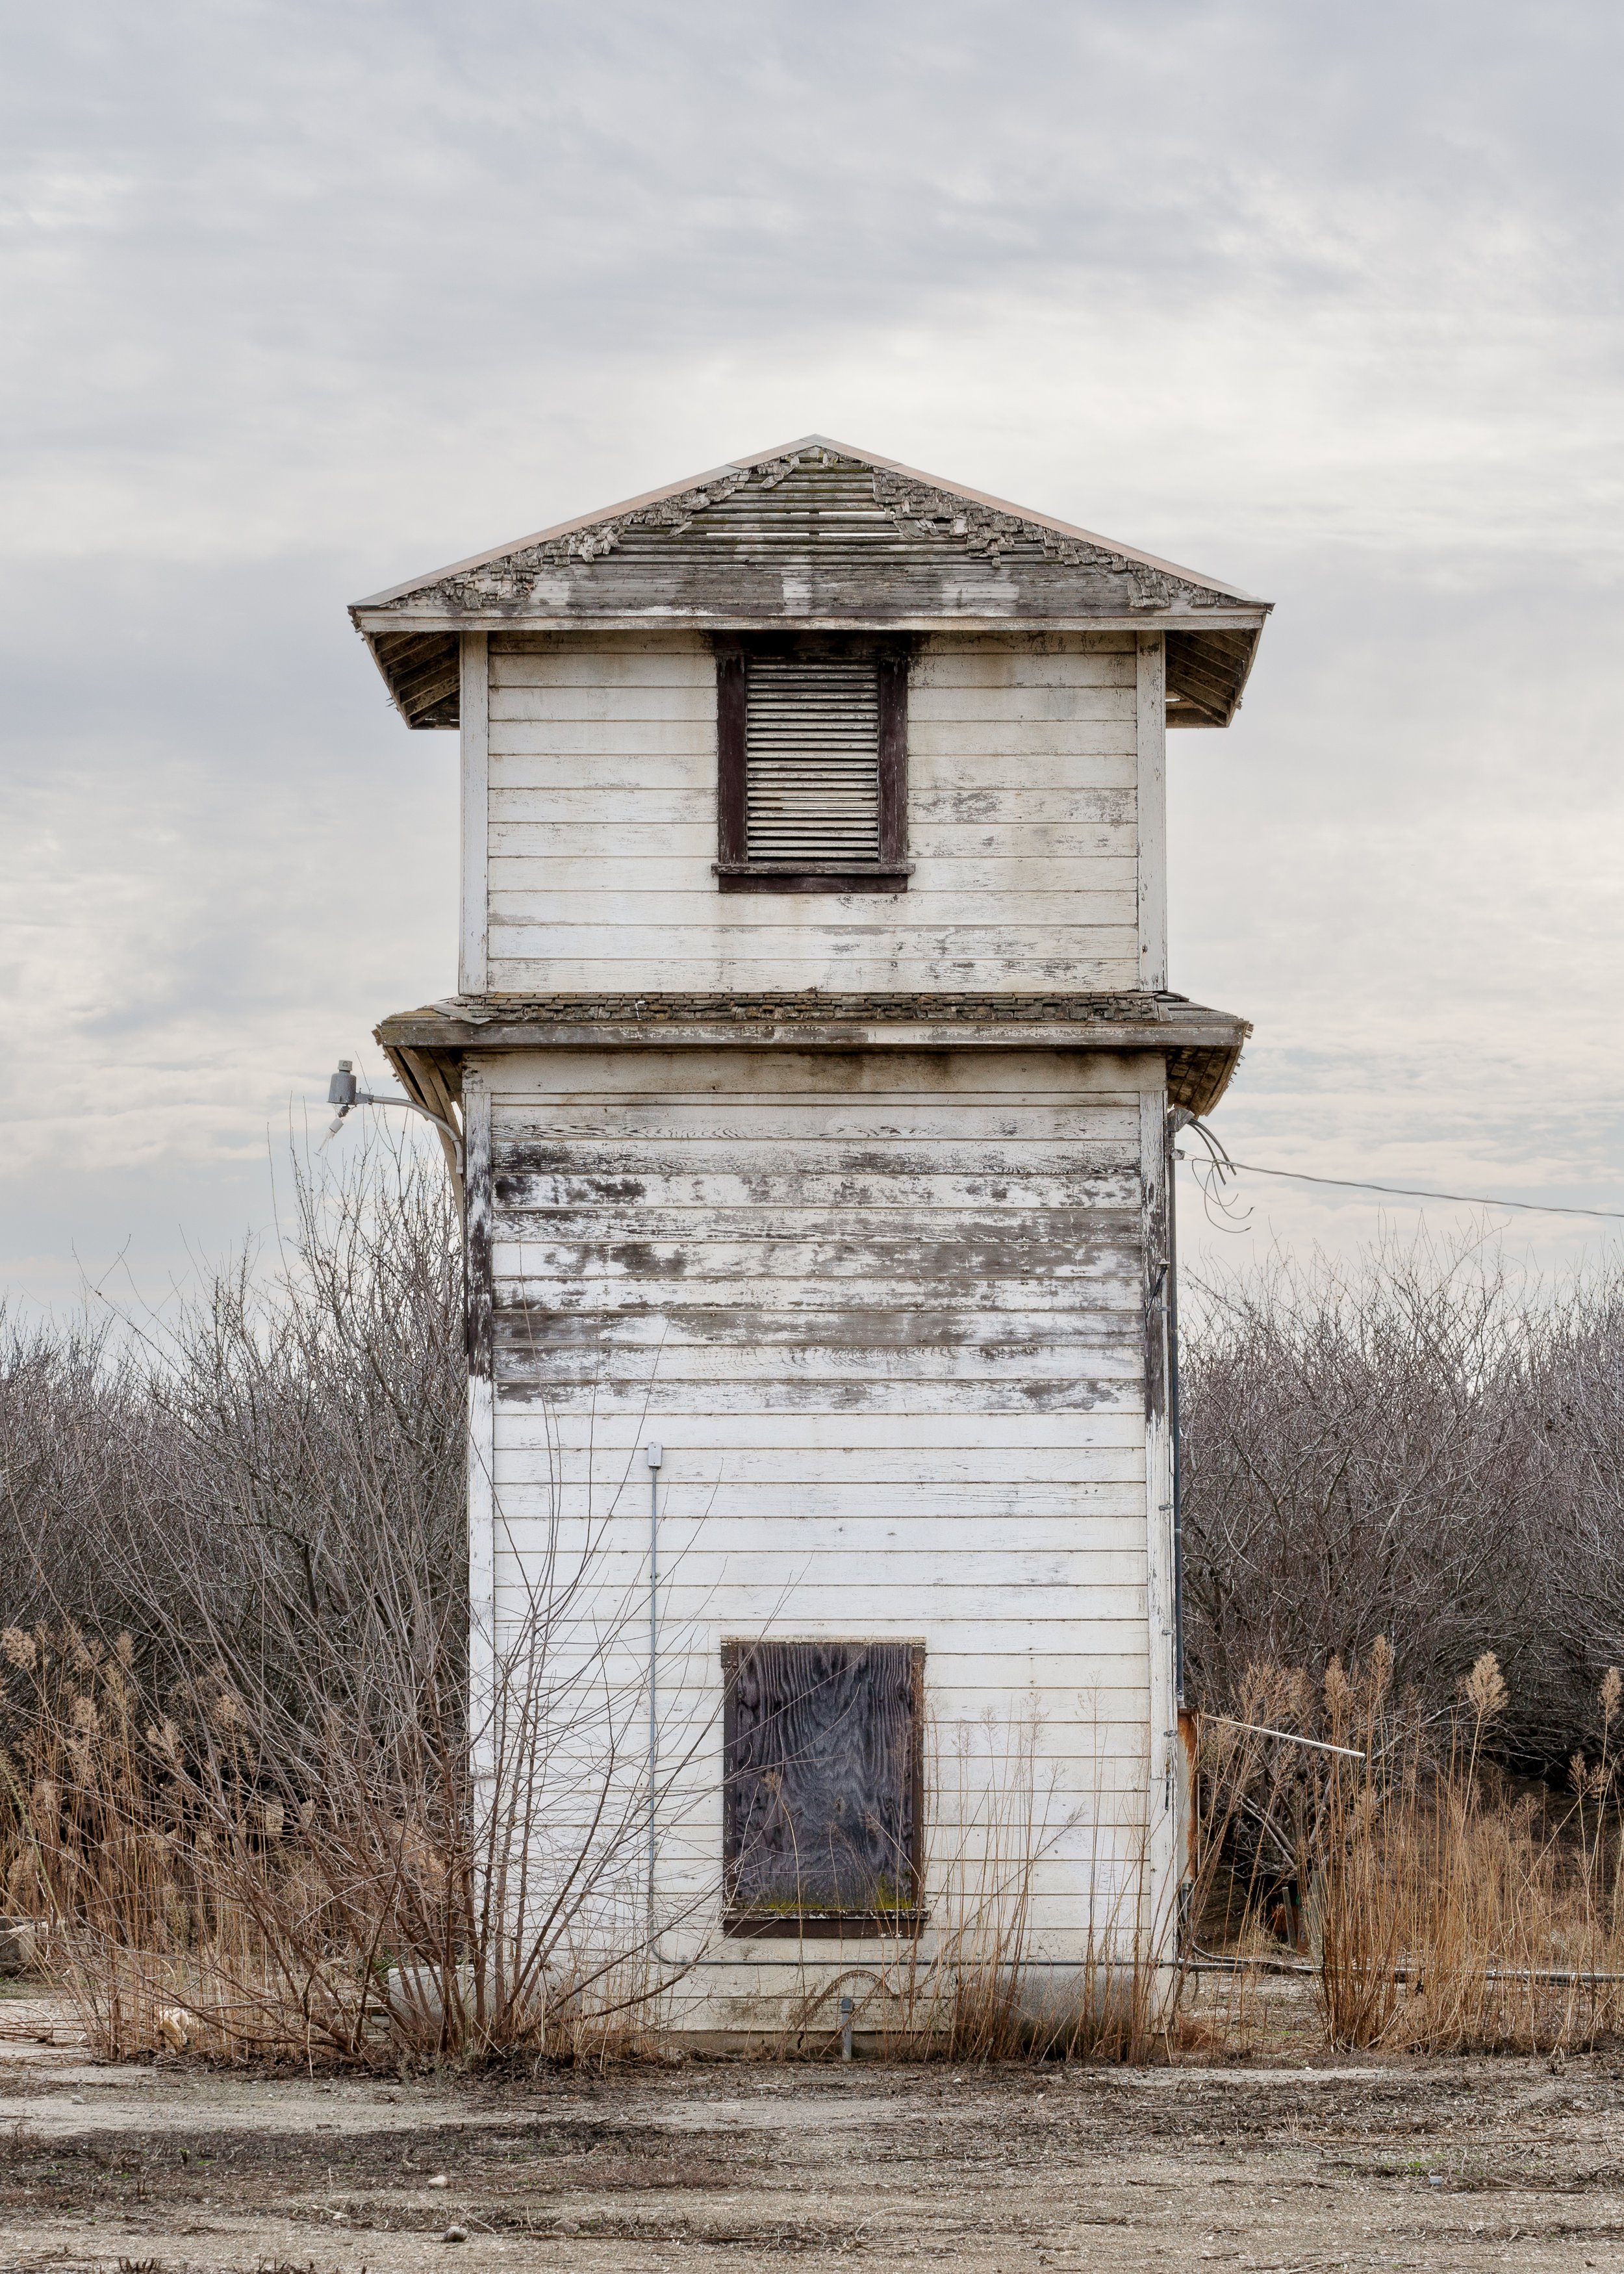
[646,1440,663,1937]
[1167,1105,1191,1709]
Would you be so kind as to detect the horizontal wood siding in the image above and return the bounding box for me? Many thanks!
[483,632,1143,993]
[481,1045,1162,1973]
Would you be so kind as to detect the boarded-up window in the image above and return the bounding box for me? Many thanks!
[714,638,911,893]
[722,1640,924,1934]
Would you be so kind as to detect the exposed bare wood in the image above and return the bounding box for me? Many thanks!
[1165,625,1259,727]
[723,1639,923,1921]
[365,628,461,728]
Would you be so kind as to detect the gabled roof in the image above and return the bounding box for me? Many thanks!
[351,435,1271,731]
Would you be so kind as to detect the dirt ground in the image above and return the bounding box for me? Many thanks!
[1,1987,1622,2273]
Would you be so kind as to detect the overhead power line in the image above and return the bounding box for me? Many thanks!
[1176,1151,1624,1223]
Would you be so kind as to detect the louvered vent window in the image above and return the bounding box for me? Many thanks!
[715,639,911,893]
[744,658,881,865]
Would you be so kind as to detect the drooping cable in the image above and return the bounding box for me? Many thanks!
[1176,1143,1624,1223]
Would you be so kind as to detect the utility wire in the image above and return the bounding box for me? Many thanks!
[1176,1151,1624,1223]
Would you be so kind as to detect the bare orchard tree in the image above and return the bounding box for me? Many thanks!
[0,1312,153,1646]
[0,1136,467,1750]
[0,1138,721,2061]
[1178,1232,1624,1770]
[1517,1277,1624,1756]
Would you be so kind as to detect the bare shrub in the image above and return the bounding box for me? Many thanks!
[0,1138,466,1749]
[2,1568,713,2064]
[1180,1232,1624,1769]
[0,1141,714,2065]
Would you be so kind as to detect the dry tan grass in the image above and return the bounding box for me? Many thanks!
[0,1620,685,2068]
[1190,1647,1624,2053]
[770,1710,1174,2063]
[8,1605,1619,2065]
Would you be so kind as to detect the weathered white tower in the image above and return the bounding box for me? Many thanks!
[353,437,1266,2036]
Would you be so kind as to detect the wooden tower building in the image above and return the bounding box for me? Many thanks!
[353,437,1266,2034]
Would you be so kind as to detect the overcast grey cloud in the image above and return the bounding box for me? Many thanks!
[5,0,1624,1300]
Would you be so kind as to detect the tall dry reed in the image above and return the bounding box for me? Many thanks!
[0,1583,715,2067]
[1191,1646,1624,2052]
[774,1709,1173,2063]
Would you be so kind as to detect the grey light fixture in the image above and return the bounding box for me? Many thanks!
[324,1060,464,1175]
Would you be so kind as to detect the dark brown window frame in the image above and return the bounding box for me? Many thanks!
[720,1637,927,1941]
[713,633,913,894]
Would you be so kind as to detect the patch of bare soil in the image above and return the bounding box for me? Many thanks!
[1,1993,1623,2272]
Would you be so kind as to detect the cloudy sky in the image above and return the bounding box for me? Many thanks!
[5,0,1623,1306]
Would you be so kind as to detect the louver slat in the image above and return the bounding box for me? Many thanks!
[744,659,882,863]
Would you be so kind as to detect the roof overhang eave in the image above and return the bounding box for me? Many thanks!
[375,992,1251,1119]
[352,605,1271,637]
